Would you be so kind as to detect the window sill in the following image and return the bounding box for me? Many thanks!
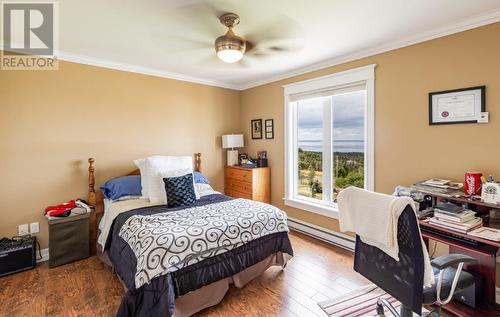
[283,197,339,219]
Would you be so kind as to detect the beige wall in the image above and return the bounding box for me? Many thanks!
[241,22,500,285]
[0,61,241,249]
[241,22,500,230]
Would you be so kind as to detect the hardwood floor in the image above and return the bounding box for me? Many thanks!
[0,231,454,317]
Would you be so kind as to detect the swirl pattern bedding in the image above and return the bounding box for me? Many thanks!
[118,198,289,289]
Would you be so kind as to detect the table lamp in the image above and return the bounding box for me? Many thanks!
[222,134,244,166]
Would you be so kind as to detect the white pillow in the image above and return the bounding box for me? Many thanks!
[195,183,219,197]
[133,158,148,197]
[155,169,200,204]
[136,155,178,198]
[144,156,195,204]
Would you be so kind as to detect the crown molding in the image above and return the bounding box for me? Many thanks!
[0,44,241,90]
[238,8,500,90]
[1,8,499,91]
[58,52,242,90]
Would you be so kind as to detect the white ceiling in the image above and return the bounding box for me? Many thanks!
[56,0,500,89]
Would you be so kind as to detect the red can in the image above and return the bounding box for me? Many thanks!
[464,172,482,196]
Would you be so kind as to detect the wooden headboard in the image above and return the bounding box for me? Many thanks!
[86,153,202,254]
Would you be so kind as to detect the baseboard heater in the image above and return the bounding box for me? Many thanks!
[287,217,355,251]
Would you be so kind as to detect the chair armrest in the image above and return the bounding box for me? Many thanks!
[431,254,476,270]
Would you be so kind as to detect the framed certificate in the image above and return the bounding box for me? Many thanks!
[429,86,485,125]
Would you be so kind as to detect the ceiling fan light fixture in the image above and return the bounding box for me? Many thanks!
[217,48,244,63]
[215,13,246,63]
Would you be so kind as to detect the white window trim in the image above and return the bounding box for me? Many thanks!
[283,64,376,219]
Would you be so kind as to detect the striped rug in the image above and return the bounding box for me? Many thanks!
[317,284,428,317]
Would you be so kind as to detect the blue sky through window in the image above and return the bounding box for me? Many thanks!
[298,91,365,153]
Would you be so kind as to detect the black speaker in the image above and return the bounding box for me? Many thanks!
[0,236,36,277]
[453,272,483,308]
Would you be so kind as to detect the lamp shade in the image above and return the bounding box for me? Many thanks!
[222,134,244,148]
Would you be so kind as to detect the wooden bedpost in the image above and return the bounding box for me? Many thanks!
[88,158,98,255]
[88,158,96,207]
[195,153,201,172]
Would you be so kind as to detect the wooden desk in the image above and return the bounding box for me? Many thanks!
[415,189,500,316]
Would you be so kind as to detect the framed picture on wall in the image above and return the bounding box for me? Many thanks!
[429,86,486,125]
[265,119,274,139]
[251,119,263,139]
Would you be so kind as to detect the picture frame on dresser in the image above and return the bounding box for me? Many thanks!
[238,153,248,165]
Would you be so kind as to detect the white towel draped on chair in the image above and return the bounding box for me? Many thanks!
[337,186,434,288]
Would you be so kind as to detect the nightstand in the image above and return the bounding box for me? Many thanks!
[224,165,270,203]
[47,213,90,268]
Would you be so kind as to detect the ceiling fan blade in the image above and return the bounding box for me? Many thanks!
[245,50,272,58]
[236,58,254,68]
[244,15,302,43]
[242,14,303,55]
[150,32,213,54]
[256,38,304,53]
[173,2,226,38]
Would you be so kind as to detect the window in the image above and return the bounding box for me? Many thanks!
[284,65,375,218]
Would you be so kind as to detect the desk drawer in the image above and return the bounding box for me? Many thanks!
[225,168,252,183]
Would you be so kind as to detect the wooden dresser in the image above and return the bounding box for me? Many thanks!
[224,165,270,203]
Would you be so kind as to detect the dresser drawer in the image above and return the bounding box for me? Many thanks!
[225,178,253,194]
[225,167,252,183]
[225,188,253,200]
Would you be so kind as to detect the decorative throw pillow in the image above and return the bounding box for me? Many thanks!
[163,173,196,208]
[157,168,193,204]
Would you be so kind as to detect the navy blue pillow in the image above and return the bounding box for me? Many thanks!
[163,174,196,208]
[193,172,209,184]
[100,175,142,200]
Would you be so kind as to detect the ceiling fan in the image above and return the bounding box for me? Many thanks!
[215,13,247,63]
[214,12,302,64]
[152,5,303,67]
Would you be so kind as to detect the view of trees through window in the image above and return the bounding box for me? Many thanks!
[297,90,365,201]
[297,97,325,199]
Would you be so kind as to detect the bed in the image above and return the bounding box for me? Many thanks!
[87,154,294,317]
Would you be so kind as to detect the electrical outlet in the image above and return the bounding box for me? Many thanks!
[30,222,39,234]
[18,224,29,236]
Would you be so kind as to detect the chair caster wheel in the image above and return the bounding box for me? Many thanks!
[376,302,385,316]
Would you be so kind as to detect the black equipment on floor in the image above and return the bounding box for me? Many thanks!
[452,272,483,308]
[0,236,37,277]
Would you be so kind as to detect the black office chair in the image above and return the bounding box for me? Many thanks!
[354,205,477,317]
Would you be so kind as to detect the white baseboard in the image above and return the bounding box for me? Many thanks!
[497,287,500,305]
[38,248,49,263]
[287,217,355,251]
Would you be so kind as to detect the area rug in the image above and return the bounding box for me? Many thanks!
[317,284,429,317]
